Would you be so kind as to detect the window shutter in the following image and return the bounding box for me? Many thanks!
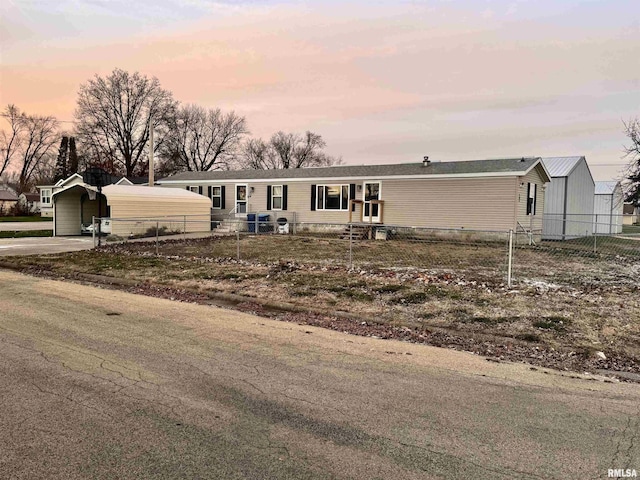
[208,186,212,198]
[533,184,537,215]
[350,184,356,212]
[267,185,272,210]
[186,185,190,191]
[526,183,531,215]
[282,185,288,211]
[221,186,226,209]
[310,185,316,211]
[198,186,203,195]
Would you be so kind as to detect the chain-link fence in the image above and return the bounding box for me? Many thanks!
[89,215,640,289]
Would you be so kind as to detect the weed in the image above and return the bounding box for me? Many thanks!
[532,316,571,332]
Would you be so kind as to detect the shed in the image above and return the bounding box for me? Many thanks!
[52,184,211,237]
[593,181,624,234]
[541,156,595,240]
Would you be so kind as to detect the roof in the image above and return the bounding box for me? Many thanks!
[102,184,208,201]
[159,157,546,183]
[594,181,620,195]
[541,156,585,177]
[0,190,19,201]
[21,193,40,201]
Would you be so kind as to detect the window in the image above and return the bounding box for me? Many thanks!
[272,185,283,210]
[211,186,222,209]
[526,183,537,215]
[189,186,199,194]
[317,185,349,210]
[40,189,51,205]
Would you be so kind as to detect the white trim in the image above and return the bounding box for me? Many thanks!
[523,159,552,183]
[271,184,283,211]
[211,185,223,209]
[157,171,535,185]
[235,183,248,215]
[115,178,134,186]
[316,184,350,211]
[362,181,382,223]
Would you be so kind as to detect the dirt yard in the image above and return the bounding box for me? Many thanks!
[5,234,640,380]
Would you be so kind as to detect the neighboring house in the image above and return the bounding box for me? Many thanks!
[38,173,148,218]
[18,192,41,214]
[593,181,624,234]
[623,203,639,225]
[541,156,595,240]
[0,189,19,215]
[156,157,551,234]
[52,183,211,236]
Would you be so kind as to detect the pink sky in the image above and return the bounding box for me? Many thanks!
[1,0,639,180]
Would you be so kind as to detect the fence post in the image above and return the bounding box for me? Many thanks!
[183,215,186,241]
[92,216,96,248]
[349,223,353,269]
[156,221,159,256]
[236,226,240,261]
[507,229,513,288]
[593,231,597,254]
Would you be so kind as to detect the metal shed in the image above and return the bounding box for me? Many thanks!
[593,181,624,234]
[541,156,595,240]
[52,184,211,237]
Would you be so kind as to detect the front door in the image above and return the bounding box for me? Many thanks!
[363,182,381,223]
[236,184,247,215]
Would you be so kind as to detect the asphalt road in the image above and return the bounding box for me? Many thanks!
[0,269,638,479]
[0,236,94,256]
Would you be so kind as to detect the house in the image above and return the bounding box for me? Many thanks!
[623,203,639,225]
[51,182,211,237]
[156,157,551,235]
[17,192,41,214]
[541,156,595,240]
[0,189,19,216]
[38,173,148,218]
[593,181,624,234]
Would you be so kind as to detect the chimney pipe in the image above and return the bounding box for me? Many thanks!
[423,156,430,166]
[148,123,154,186]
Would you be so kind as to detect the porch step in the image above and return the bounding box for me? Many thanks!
[339,224,372,240]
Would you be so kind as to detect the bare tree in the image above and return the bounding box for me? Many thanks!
[18,113,60,192]
[75,68,177,177]
[623,118,640,204]
[161,105,248,172]
[0,105,24,178]
[240,131,341,170]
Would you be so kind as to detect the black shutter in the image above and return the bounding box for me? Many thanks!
[350,184,356,212]
[526,183,531,215]
[208,186,212,198]
[198,186,203,195]
[267,185,272,210]
[310,184,316,211]
[221,186,226,209]
[533,184,537,216]
[186,185,190,191]
[282,185,288,211]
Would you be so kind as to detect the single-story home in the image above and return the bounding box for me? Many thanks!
[623,202,639,225]
[593,181,624,234]
[541,156,595,240]
[51,182,211,237]
[0,189,19,215]
[18,192,41,214]
[156,157,551,235]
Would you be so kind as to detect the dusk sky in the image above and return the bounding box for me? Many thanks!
[1,0,638,180]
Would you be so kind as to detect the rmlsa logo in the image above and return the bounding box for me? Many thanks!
[609,469,638,478]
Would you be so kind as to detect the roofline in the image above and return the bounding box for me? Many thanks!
[52,183,97,198]
[157,170,542,185]
[523,158,551,183]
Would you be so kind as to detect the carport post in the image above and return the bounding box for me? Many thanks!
[92,216,96,248]
[507,229,513,288]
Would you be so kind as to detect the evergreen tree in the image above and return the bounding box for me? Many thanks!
[68,137,79,174]
[54,136,69,182]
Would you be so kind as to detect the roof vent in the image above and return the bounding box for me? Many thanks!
[423,156,430,166]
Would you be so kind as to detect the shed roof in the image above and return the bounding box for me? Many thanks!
[541,156,585,177]
[0,190,19,201]
[102,185,209,202]
[594,181,620,195]
[159,157,547,183]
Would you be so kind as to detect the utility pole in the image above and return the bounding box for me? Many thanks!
[148,122,155,187]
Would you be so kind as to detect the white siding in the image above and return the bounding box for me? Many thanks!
[594,184,624,234]
[54,190,82,236]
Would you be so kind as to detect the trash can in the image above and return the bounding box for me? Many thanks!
[258,214,272,233]
[374,227,387,240]
[247,213,256,233]
[277,217,289,234]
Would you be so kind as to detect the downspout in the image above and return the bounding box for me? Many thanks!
[53,197,56,237]
[562,176,568,239]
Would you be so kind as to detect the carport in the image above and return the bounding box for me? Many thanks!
[52,184,212,236]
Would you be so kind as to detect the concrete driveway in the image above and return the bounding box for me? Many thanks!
[0,269,638,479]
[0,221,53,232]
[0,236,93,256]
